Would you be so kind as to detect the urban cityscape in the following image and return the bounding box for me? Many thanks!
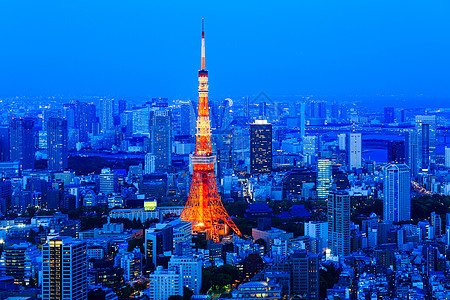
[0,2,450,300]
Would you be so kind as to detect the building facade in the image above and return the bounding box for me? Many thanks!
[328,191,350,257]
[47,118,68,171]
[42,237,87,300]
[383,163,411,222]
[250,120,272,174]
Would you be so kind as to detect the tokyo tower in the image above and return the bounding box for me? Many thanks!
[180,19,242,242]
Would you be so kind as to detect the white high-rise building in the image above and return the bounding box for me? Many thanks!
[304,221,328,253]
[42,237,87,300]
[168,256,202,294]
[144,153,156,174]
[338,133,346,151]
[303,135,317,156]
[99,168,118,195]
[144,266,182,300]
[347,133,362,169]
[327,191,350,257]
[317,159,332,199]
[445,147,450,168]
[100,98,114,132]
[383,163,411,222]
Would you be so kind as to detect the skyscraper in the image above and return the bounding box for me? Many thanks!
[180,101,195,137]
[292,250,320,300]
[431,212,441,238]
[317,159,332,199]
[47,118,68,171]
[383,163,411,222]
[0,127,9,162]
[446,147,450,168]
[150,108,172,171]
[144,153,156,174]
[337,133,346,151]
[100,98,114,132]
[405,130,419,177]
[42,237,87,300]
[347,133,362,170]
[384,107,395,123]
[10,118,35,170]
[328,191,350,257]
[250,119,272,174]
[415,115,436,170]
[299,102,306,138]
[76,101,96,143]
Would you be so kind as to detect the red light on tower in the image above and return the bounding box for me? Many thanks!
[180,19,242,242]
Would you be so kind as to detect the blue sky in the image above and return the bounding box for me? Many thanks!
[0,1,449,102]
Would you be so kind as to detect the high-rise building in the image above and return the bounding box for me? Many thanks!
[250,119,272,174]
[384,107,395,123]
[431,212,441,237]
[303,135,318,156]
[180,101,195,136]
[445,147,450,168]
[387,141,405,164]
[118,99,127,115]
[100,98,114,132]
[328,191,350,257]
[47,118,68,171]
[346,133,361,170]
[292,250,320,300]
[168,256,202,294]
[0,127,10,162]
[9,118,35,170]
[337,133,346,151]
[304,221,328,253]
[0,242,39,285]
[415,115,436,170]
[76,101,96,143]
[299,102,306,138]
[150,109,172,171]
[383,163,411,222]
[317,159,332,199]
[405,130,419,177]
[144,153,156,174]
[42,237,87,300]
[99,168,118,195]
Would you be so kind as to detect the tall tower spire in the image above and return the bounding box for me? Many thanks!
[201,18,205,70]
[181,19,242,243]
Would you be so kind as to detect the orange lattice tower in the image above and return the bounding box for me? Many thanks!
[180,19,241,242]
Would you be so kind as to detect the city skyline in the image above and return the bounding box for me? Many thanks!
[1,3,450,300]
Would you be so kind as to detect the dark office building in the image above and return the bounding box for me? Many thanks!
[47,118,68,171]
[139,173,168,199]
[76,101,96,143]
[282,168,316,198]
[118,99,127,114]
[0,127,9,162]
[387,141,405,164]
[150,109,172,171]
[10,118,35,170]
[250,120,272,174]
[384,107,395,123]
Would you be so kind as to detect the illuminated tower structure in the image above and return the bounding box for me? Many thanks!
[181,20,241,242]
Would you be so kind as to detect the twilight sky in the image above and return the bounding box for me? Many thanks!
[0,1,449,102]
